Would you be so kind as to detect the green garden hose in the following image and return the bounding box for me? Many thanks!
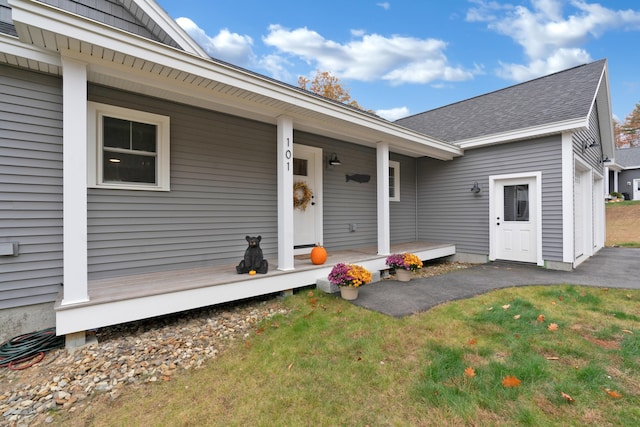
[0,327,64,370]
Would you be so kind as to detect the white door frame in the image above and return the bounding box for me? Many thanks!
[293,144,323,255]
[489,172,543,266]
[634,178,640,201]
[574,158,594,266]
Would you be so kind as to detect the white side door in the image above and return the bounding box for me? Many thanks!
[634,179,640,201]
[493,176,538,263]
[293,145,323,253]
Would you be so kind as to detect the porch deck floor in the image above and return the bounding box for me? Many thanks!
[65,242,453,309]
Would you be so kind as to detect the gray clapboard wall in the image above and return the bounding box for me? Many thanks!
[573,102,605,170]
[0,64,63,309]
[88,85,279,279]
[37,0,181,49]
[293,131,379,251]
[417,136,564,262]
[390,154,418,243]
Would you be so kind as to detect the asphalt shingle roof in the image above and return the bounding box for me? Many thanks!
[395,59,606,143]
[616,147,640,168]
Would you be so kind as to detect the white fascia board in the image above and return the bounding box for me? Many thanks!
[10,0,461,160]
[133,0,208,57]
[456,118,588,149]
[0,32,61,66]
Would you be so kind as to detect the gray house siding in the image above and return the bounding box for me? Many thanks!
[36,0,181,49]
[619,170,640,200]
[573,102,605,170]
[88,85,278,279]
[417,136,564,262]
[390,154,418,243]
[87,86,405,279]
[292,131,379,251]
[0,64,63,309]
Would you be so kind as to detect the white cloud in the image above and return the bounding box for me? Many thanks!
[377,2,390,11]
[263,24,475,85]
[467,0,640,81]
[376,106,409,121]
[176,17,256,68]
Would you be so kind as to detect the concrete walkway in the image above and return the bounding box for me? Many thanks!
[351,247,640,317]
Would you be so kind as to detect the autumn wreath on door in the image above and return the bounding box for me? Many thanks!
[293,181,313,211]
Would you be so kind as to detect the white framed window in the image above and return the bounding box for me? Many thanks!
[87,102,170,191]
[389,160,400,202]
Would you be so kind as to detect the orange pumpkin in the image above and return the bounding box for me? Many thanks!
[310,245,327,265]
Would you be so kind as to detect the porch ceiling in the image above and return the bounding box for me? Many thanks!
[8,0,462,161]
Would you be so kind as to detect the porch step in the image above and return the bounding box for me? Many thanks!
[316,271,382,294]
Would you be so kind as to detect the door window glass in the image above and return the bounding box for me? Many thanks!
[293,158,308,176]
[504,185,529,221]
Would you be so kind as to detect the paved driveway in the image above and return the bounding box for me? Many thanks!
[352,247,640,317]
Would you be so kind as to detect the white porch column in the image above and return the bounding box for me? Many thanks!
[613,169,619,193]
[376,142,391,255]
[61,56,89,304]
[277,116,294,270]
[604,166,610,196]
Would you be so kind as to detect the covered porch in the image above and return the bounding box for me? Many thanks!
[55,242,455,339]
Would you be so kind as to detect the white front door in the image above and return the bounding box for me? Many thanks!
[492,175,539,263]
[634,179,640,201]
[293,145,323,253]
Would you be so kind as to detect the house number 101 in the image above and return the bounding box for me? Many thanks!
[285,137,292,171]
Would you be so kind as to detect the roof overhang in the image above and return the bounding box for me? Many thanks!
[455,117,589,149]
[7,0,462,160]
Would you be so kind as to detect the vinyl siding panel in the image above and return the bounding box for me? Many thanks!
[293,132,379,251]
[0,65,63,309]
[573,101,605,170]
[37,0,181,48]
[390,154,418,243]
[619,170,640,200]
[417,136,564,262]
[87,85,278,279]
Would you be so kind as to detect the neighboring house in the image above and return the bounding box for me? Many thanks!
[608,147,640,200]
[0,0,614,345]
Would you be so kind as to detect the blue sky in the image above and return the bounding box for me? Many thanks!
[158,0,640,122]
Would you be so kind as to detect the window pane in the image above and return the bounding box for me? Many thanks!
[103,117,131,149]
[103,152,156,184]
[132,122,157,152]
[389,167,396,198]
[504,184,529,221]
[293,158,307,176]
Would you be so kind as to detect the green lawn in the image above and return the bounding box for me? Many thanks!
[61,285,640,426]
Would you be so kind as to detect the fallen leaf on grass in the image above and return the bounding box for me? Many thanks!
[513,314,521,320]
[502,375,521,388]
[560,391,575,403]
[245,340,251,349]
[622,329,634,334]
[502,304,511,310]
[548,323,559,331]
[287,362,294,370]
[466,338,477,345]
[464,367,476,378]
[605,389,623,399]
[487,307,494,311]
[546,356,560,360]
[537,314,546,323]
[307,291,314,297]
